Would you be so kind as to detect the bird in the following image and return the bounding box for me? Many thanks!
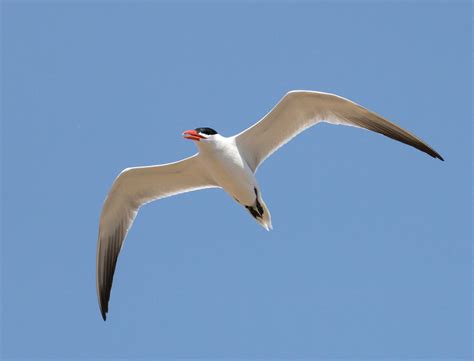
[96,90,443,320]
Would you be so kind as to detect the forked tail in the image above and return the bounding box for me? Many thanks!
[245,189,272,231]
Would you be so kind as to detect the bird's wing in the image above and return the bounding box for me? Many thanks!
[96,154,217,320]
[235,90,443,172]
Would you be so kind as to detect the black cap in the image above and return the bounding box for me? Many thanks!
[195,127,218,135]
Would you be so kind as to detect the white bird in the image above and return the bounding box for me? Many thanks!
[96,90,443,320]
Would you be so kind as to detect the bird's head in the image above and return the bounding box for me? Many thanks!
[182,127,219,142]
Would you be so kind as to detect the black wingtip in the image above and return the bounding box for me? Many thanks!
[101,310,107,321]
[431,151,444,161]
[424,146,443,161]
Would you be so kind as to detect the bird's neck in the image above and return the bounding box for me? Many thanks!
[196,134,231,154]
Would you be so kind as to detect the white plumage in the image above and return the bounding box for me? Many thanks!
[96,90,443,320]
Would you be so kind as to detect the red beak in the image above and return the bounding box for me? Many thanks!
[183,129,205,141]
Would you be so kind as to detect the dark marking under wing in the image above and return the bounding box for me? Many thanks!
[97,221,125,321]
[340,108,444,161]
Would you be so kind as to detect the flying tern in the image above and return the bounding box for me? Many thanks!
[96,90,443,320]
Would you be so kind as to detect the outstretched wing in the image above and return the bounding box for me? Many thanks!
[235,90,443,172]
[96,154,217,320]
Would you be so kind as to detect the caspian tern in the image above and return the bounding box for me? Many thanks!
[96,90,443,320]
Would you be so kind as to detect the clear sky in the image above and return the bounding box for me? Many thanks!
[1,1,471,360]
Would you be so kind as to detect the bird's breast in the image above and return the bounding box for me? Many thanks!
[201,144,257,205]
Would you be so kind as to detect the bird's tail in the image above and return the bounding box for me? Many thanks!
[246,195,272,231]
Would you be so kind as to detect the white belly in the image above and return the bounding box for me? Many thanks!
[200,140,257,205]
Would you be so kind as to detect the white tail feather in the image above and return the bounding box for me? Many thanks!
[255,197,272,231]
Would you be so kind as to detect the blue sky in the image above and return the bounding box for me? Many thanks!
[1,1,471,360]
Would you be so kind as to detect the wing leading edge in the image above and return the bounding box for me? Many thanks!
[236,91,443,172]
